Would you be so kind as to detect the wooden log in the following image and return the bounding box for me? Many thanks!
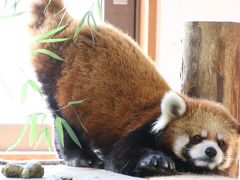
[181,22,240,177]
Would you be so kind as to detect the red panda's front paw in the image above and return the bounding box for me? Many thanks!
[66,157,104,169]
[136,153,175,176]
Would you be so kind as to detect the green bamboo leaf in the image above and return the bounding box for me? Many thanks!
[36,113,47,124]
[13,0,17,11]
[97,0,102,21]
[35,112,46,117]
[55,117,64,147]
[87,14,95,43]
[4,0,8,8]
[27,113,46,126]
[0,11,26,20]
[34,128,45,149]
[61,118,82,148]
[0,73,12,99]
[35,25,67,41]
[12,0,22,11]
[68,99,85,106]
[32,49,64,61]
[36,38,69,43]
[29,114,37,147]
[31,51,38,56]
[73,11,90,39]
[28,112,46,120]
[44,128,52,151]
[28,80,42,95]
[7,120,29,151]
[21,81,28,103]
[90,12,98,31]
[21,80,42,102]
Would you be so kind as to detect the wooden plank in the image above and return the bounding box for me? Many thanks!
[139,0,149,54]
[148,0,157,61]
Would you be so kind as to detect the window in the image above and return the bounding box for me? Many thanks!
[0,0,103,156]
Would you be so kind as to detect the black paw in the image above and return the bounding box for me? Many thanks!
[66,156,104,169]
[87,157,104,169]
[136,153,175,176]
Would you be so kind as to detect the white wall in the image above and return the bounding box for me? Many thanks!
[156,0,240,91]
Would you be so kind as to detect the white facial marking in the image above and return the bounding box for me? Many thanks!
[219,145,232,170]
[189,140,223,169]
[217,132,224,140]
[208,162,218,170]
[173,135,190,160]
[151,91,186,133]
[201,129,208,138]
[195,160,208,167]
[151,115,169,134]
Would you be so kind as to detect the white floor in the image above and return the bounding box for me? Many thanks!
[0,165,237,180]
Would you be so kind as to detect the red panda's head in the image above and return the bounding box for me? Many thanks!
[152,91,239,171]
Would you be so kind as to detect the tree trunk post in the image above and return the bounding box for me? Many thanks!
[181,22,240,177]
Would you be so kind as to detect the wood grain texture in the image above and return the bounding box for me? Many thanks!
[148,0,157,61]
[181,22,240,177]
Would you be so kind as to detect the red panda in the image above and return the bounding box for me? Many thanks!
[29,0,240,177]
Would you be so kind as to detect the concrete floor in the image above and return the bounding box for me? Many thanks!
[0,165,238,180]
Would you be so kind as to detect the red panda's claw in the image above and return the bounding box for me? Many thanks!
[136,153,176,175]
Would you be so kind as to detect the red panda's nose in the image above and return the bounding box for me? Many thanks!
[205,147,217,158]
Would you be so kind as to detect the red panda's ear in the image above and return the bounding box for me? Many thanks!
[151,91,187,133]
[161,91,187,118]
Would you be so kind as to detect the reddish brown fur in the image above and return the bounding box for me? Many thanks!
[30,0,170,148]
[30,0,239,171]
[57,25,172,147]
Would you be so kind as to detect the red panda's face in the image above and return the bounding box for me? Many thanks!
[152,91,239,171]
[169,111,239,170]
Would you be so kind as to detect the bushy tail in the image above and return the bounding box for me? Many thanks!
[29,0,73,109]
[29,0,72,35]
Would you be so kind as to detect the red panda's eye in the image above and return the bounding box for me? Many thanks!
[193,135,202,143]
[218,140,225,148]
